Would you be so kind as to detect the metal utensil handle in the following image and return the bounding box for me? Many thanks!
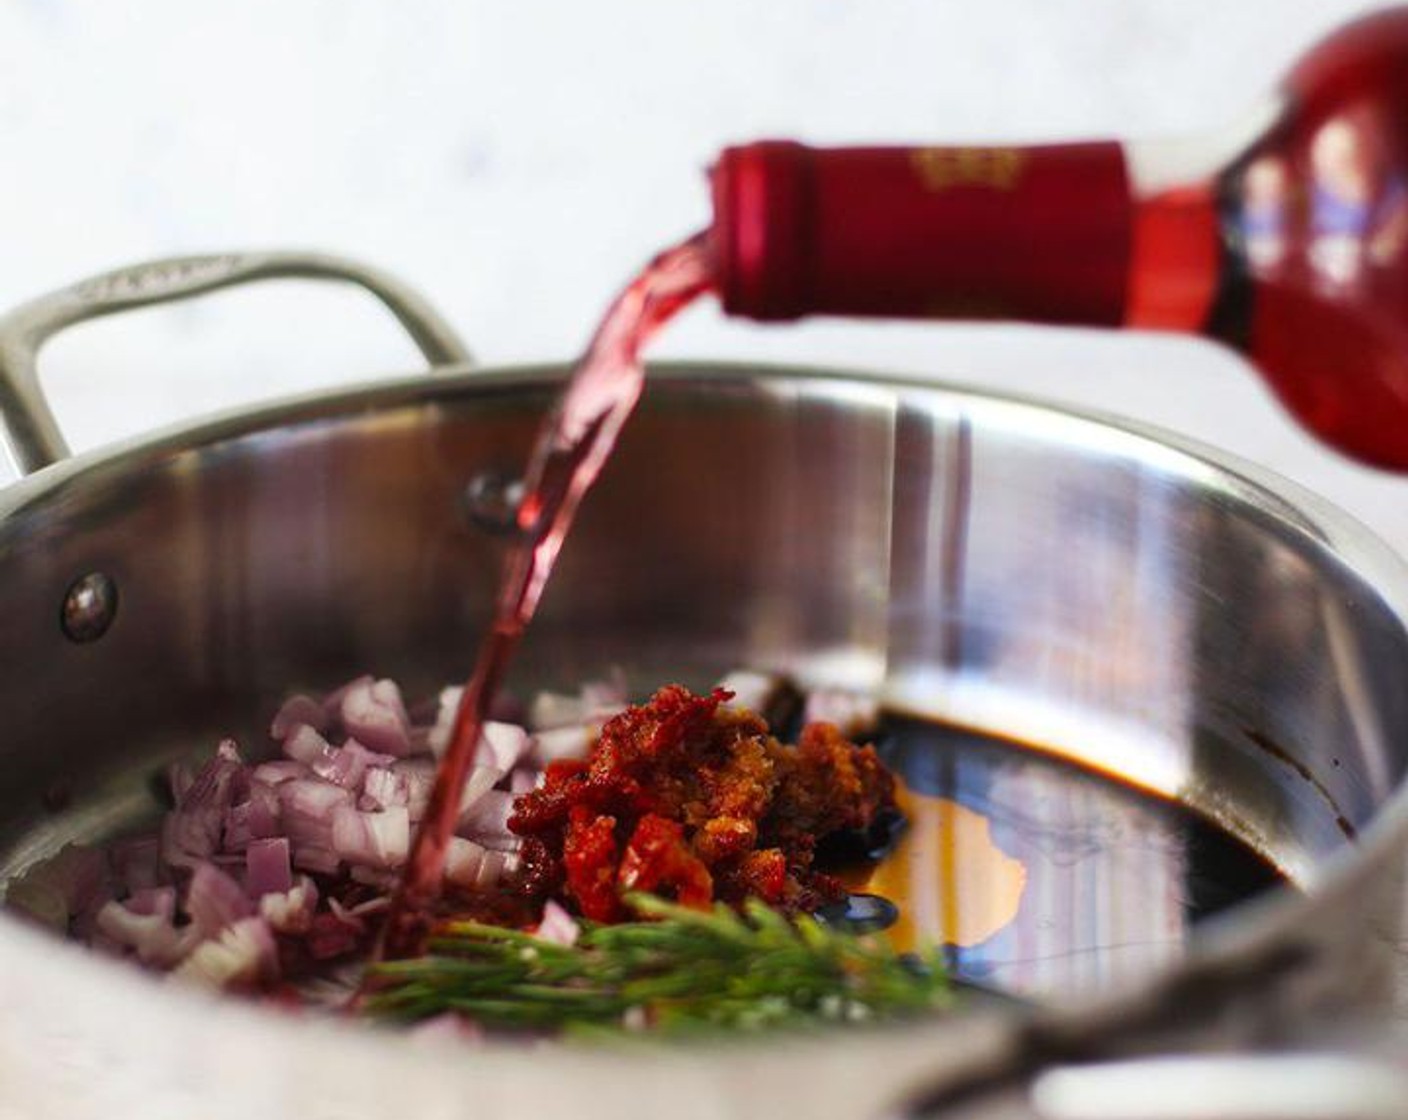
[0,250,472,477]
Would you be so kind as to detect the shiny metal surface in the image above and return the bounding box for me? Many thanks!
[0,250,471,476]
[0,357,1406,1118]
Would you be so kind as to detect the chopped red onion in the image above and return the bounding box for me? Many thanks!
[309,747,361,789]
[48,670,600,1000]
[276,774,353,861]
[250,760,309,787]
[580,670,628,710]
[391,758,436,820]
[269,693,329,741]
[330,805,409,870]
[425,690,530,770]
[359,766,407,813]
[340,678,413,757]
[187,863,254,936]
[474,721,531,772]
[454,687,512,724]
[527,692,585,731]
[96,899,198,967]
[223,784,280,852]
[528,674,627,731]
[456,789,519,852]
[310,739,394,791]
[161,807,222,870]
[125,886,177,921]
[179,747,243,813]
[244,837,293,899]
[320,675,374,725]
[443,838,511,890]
[456,766,502,824]
[259,876,318,934]
[174,917,278,988]
[443,838,483,888]
[528,724,594,767]
[292,845,342,876]
[282,723,333,766]
[535,899,581,947]
[425,687,463,756]
[277,778,355,827]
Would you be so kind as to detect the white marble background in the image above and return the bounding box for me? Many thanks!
[0,0,1405,554]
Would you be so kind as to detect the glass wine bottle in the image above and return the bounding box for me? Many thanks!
[708,9,1408,470]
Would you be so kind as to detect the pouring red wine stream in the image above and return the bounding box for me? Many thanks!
[380,235,713,958]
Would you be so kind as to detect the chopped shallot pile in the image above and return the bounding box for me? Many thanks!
[5,669,890,1016]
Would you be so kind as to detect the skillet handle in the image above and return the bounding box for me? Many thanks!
[0,250,472,477]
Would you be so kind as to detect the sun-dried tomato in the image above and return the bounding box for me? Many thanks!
[562,805,623,923]
[509,685,895,922]
[617,814,714,909]
[735,848,788,904]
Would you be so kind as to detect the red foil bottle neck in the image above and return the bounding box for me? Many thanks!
[710,139,1135,327]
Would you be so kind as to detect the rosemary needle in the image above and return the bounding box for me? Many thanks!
[363,893,951,1037]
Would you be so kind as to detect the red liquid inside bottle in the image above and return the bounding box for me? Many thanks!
[709,9,1408,470]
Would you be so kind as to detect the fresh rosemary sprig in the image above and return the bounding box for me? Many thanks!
[363,893,950,1037]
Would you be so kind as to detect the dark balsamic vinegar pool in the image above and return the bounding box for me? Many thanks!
[832,713,1283,999]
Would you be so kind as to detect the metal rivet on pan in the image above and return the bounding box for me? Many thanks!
[461,470,527,537]
[60,571,118,643]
